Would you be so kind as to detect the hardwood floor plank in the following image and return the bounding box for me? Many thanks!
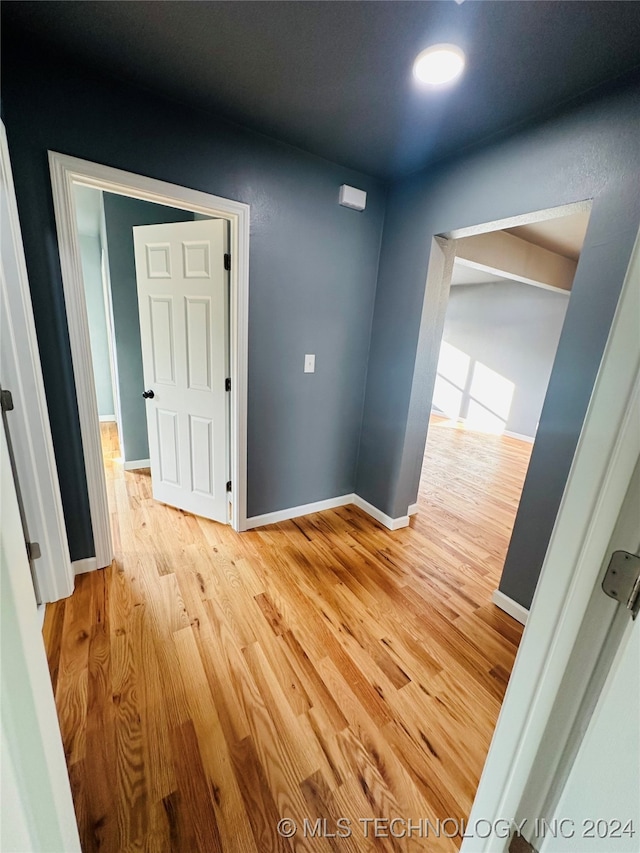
[300,770,363,853]
[137,609,176,805]
[55,573,94,765]
[111,603,148,847]
[232,736,293,853]
[188,594,254,746]
[281,629,349,734]
[255,590,287,636]
[172,626,257,852]
[68,760,92,853]
[84,569,119,852]
[242,641,321,785]
[42,595,66,693]
[169,720,224,853]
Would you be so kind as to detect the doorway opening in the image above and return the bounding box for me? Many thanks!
[73,187,231,533]
[49,153,250,571]
[414,204,591,624]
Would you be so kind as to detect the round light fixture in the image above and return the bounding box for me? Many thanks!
[413,43,466,86]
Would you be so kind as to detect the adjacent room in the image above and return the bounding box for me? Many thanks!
[419,209,589,623]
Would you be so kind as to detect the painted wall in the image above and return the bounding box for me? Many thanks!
[434,280,570,439]
[77,233,114,418]
[102,194,195,464]
[1,44,386,560]
[356,80,640,609]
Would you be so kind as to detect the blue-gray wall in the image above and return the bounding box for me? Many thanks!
[77,233,114,418]
[435,280,570,439]
[102,194,195,464]
[356,83,640,609]
[2,45,386,560]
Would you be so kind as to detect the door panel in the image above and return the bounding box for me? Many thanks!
[183,241,210,277]
[156,408,180,486]
[145,242,172,278]
[133,219,228,523]
[149,296,176,384]
[185,297,212,391]
[189,415,214,495]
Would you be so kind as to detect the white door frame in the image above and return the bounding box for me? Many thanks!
[461,226,640,851]
[49,152,250,569]
[1,125,73,602]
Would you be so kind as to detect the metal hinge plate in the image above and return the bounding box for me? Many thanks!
[602,550,640,619]
[224,253,231,271]
[1,389,14,412]
[26,541,41,562]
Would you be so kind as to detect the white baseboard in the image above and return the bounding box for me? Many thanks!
[245,493,411,532]
[408,502,419,516]
[245,494,354,530]
[36,602,46,629]
[431,410,535,444]
[99,414,116,423]
[503,429,535,444]
[492,589,529,625]
[352,495,410,530]
[124,458,150,471]
[72,557,98,576]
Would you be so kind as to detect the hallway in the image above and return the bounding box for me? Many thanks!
[42,421,528,852]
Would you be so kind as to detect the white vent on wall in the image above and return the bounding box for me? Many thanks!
[339,185,367,211]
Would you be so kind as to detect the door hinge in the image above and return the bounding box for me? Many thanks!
[226,480,232,492]
[224,253,231,271]
[225,377,231,392]
[1,388,14,412]
[26,541,41,562]
[602,550,640,619]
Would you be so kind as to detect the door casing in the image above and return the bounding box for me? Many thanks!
[49,152,250,570]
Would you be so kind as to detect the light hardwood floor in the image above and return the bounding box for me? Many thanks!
[43,417,531,852]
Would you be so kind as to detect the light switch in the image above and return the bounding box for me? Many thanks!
[304,354,315,373]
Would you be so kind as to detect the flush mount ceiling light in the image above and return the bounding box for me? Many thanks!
[413,43,466,86]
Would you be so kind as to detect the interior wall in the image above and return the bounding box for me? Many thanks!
[356,78,640,609]
[1,43,386,560]
[434,280,570,439]
[76,232,114,418]
[102,193,195,464]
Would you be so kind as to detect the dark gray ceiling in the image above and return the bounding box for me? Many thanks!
[4,1,640,179]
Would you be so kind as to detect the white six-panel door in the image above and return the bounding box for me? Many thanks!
[133,219,229,523]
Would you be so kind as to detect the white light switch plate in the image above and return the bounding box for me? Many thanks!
[304,354,315,373]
